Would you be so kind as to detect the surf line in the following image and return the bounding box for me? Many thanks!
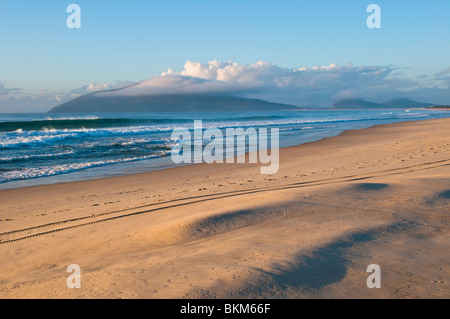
[170,120,279,174]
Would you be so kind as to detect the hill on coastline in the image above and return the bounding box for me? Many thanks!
[333,98,387,109]
[333,97,434,109]
[49,88,443,113]
[48,93,299,113]
[381,98,433,108]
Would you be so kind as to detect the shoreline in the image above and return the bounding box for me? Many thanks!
[2,114,449,191]
[0,117,449,298]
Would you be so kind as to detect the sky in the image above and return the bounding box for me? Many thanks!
[1,0,450,112]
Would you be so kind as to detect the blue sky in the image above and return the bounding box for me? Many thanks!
[1,0,450,111]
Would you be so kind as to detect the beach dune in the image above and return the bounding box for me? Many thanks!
[0,118,449,298]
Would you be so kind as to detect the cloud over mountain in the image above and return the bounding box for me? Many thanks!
[101,60,431,106]
[2,61,450,112]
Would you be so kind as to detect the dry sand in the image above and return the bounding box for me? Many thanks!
[0,118,449,299]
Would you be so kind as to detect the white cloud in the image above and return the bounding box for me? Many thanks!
[87,83,113,92]
[2,61,450,112]
[434,66,450,86]
[0,82,21,96]
[67,80,136,98]
[103,60,419,106]
[435,67,450,77]
[0,80,136,113]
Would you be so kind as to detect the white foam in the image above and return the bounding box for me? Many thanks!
[0,153,170,183]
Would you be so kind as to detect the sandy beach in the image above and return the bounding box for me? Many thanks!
[0,117,449,299]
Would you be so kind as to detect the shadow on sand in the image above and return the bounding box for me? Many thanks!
[267,222,409,290]
[353,183,390,191]
[438,190,450,199]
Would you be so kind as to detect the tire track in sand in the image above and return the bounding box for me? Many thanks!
[1,158,449,245]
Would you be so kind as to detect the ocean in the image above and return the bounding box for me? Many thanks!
[0,109,449,189]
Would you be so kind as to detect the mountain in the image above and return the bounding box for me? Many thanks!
[382,98,433,108]
[332,98,388,109]
[333,97,434,109]
[48,93,299,113]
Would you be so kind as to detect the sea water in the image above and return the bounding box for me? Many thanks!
[0,109,449,189]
